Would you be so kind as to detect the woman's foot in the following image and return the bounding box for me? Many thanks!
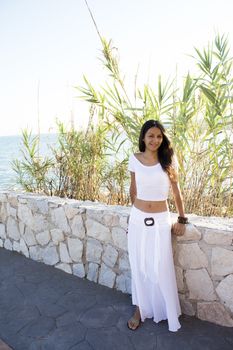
[127,307,141,330]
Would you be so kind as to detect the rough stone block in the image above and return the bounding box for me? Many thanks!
[18,204,33,227]
[19,221,25,235]
[197,301,233,327]
[185,268,216,301]
[8,193,18,207]
[64,205,85,220]
[112,227,127,251]
[98,263,116,288]
[29,245,43,261]
[36,230,50,246]
[50,207,70,233]
[102,245,118,268]
[102,212,119,227]
[4,238,12,251]
[71,214,85,239]
[13,241,20,253]
[175,266,184,292]
[87,262,99,282]
[119,215,129,230]
[73,263,86,278]
[19,238,29,257]
[203,229,233,246]
[115,273,131,294]
[0,223,6,239]
[55,263,72,274]
[8,205,17,218]
[32,213,50,232]
[86,219,111,242]
[179,294,195,316]
[0,193,8,202]
[0,202,8,222]
[23,227,37,246]
[59,242,72,263]
[216,274,233,312]
[211,247,233,276]
[175,243,208,269]
[86,208,106,224]
[118,253,130,272]
[42,244,59,265]
[7,217,20,241]
[27,198,49,215]
[50,229,64,245]
[67,238,83,262]
[86,238,103,263]
[18,196,28,204]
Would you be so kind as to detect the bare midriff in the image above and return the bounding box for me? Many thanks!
[133,197,168,213]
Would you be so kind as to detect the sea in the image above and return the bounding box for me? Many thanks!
[0,134,58,191]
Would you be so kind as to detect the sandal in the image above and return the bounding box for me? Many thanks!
[127,316,141,331]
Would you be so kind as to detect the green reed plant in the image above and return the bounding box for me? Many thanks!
[79,34,233,217]
[186,34,233,215]
[13,110,130,203]
[51,113,108,200]
[101,130,131,205]
[12,130,55,195]
[12,110,109,200]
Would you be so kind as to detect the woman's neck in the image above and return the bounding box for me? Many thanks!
[143,150,158,161]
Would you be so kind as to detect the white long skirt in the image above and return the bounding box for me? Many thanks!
[127,205,181,332]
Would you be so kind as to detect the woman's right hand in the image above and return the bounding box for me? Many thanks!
[171,222,186,236]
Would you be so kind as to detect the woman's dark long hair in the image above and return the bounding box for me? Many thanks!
[138,119,175,176]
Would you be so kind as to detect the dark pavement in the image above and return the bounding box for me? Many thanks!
[0,248,233,350]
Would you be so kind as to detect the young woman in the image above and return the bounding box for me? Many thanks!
[127,119,188,332]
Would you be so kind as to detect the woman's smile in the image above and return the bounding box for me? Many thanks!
[149,143,160,148]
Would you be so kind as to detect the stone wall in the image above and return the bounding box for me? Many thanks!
[0,191,233,328]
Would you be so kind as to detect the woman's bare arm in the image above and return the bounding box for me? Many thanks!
[170,180,185,217]
[129,172,137,204]
[170,180,186,236]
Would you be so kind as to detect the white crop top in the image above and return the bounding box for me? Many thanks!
[128,153,178,201]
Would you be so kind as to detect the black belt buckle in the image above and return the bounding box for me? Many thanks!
[144,217,154,226]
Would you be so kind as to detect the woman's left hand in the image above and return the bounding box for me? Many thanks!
[171,222,186,236]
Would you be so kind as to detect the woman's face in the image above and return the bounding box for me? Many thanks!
[143,127,163,152]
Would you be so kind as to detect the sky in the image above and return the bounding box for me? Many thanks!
[0,0,233,136]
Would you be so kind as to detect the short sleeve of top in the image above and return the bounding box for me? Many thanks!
[128,154,135,172]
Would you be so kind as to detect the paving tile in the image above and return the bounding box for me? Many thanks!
[156,333,194,350]
[56,291,97,318]
[69,341,94,350]
[36,302,66,318]
[80,305,121,328]
[0,247,233,350]
[190,335,233,350]
[86,327,134,350]
[225,337,233,347]
[18,316,56,337]
[4,336,33,350]
[56,311,79,327]
[28,323,87,350]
